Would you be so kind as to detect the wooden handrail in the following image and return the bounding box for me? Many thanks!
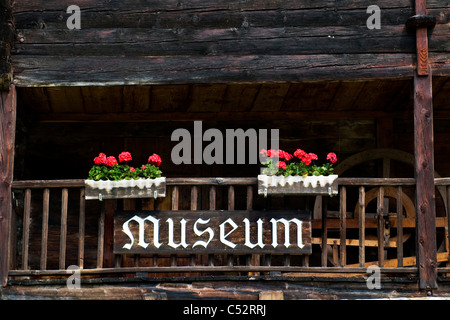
[11,177,432,189]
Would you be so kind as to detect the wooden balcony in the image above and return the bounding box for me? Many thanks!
[7,177,450,282]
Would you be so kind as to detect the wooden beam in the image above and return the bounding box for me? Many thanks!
[12,54,417,87]
[413,0,437,291]
[0,85,16,287]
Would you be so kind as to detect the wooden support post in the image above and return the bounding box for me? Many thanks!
[408,0,438,291]
[414,1,437,291]
[414,66,437,290]
[0,86,16,287]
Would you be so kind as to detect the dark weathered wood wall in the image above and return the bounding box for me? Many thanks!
[11,0,450,86]
[0,0,14,89]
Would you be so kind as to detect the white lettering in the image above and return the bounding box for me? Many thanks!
[166,218,188,249]
[122,215,161,249]
[192,218,214,248]
[219,218,238,248]
[243,218,265,248]
[270,218,304,248]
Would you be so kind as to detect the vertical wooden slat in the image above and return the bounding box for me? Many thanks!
[358,186,365,267]
[190,186,198,266]
[209,185,216,210]
[97,203,105,269]
[40,188,50,270]
[227,186,235,267]
[377,187,385,267]
[339,186,347,266]
[21,189,31,270]
[78,188,85,269]
[321,196,328,267]
[104,200,116,268]
[397,186,404,267]
[59,188,68,270]
[171,186,179,267]
[172,186,179,211]
[191,186,198,210]
[228,186,235,211]
[332,240,339,267]
[246,185,260,275]
[208,186,216,266]
[246,185,253,212]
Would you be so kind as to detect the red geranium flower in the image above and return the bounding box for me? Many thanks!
[130,167,135,172]
[277,161,287,170]
[281,150,293,161]
[308,153,318,161]
[118,151,132,163]
[293,149,306,159]
[94,153,107,166]
[105,156,118,167]
[327,152,337,164]
[148,153,162,167]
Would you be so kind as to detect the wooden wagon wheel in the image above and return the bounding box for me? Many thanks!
[334,148,447,213]
[353,186,415,218]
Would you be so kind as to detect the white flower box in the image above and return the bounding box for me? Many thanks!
[257,174,338,196]
[84,177,166,200]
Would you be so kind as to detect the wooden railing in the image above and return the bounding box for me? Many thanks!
[7,177,450,280]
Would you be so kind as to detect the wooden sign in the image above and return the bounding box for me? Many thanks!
[114,210,311,255]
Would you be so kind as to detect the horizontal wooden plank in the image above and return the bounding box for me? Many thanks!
[31,111,419,123]
[13,26,417,56]
[12,53,417,86]
[12,0,417,13]
[14,7,416,29]
[7,266,419,276]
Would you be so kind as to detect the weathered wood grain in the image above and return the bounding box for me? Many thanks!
[0,0,14,89]
[0,86,16,287]
[12,54,418,87]
[10,0,449,86]
[414,66,438,290]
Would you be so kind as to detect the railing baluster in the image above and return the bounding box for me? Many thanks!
[340,186,347,266]
[97,202,105,269]
[246,185,260,275]
[208,186,216,266]
[190,186,198,267]
[209,185,216,210]
[321,196,328,267]
[59,188,68,270]
[358,186,365,267]
[227,186,235,267]
[228,186,235,211]
[377,186,385,267]
[78,188,85,269]
[40,188,50,270]
[22,189,31,270]
[397,186,404,267]
[171,186,179,267]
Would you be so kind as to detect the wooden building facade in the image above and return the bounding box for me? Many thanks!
[0,0,450,299]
